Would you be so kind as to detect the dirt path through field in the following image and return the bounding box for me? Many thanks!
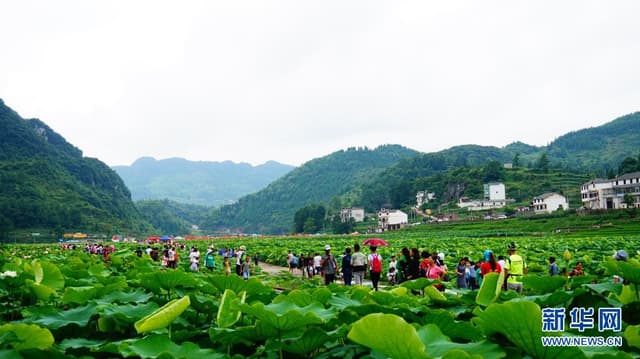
[258,261,377,287]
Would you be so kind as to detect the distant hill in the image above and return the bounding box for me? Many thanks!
[202,145,420,234]
[0,99,150,237]
[136,199,209,235]
[202,112,639,234]
[113,157,294,207]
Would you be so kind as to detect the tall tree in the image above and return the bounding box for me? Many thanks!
[513,153,521,168]
[537,153,550,174]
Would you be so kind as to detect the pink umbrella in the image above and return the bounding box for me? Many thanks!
[362,238,389,247]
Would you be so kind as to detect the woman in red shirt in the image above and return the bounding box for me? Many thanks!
[480,251,501,276]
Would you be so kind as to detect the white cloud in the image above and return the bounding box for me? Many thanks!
[1,1,639,166]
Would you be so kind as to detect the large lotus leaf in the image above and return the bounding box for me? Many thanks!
[63,286,97,305]
[94,288,153,305]
[95,276,129,297]
[27,279,57,301]
[209,325,263,347]
[139,271,198,293]
[424,309,483,342]
[474,301,586,359]
[282,327,331,355]
[207,275,274,300]
[58,338,107,350]
[425,286,447,302]
[134,296,190,334]
[603,259,640,285]
[347,313,429,359]
[118,334,224,359]
[189,293,216,314]
[0,349,21,359]
[21,303,97,329]
[32,260,64,290]
[613,285,639,305]
[476,271,503,307]
[217,289,246,328]
[327,293,363,310]
[522,275,566,294]
[417,324,505,359]
[240,301,335,332]
[624,324,640,349]
[583,282,623,296]
[273,289,314,307]
[0,323,54,350]
[441,349,483,359]
[101,302,160,324]
[401,278,437,291]
[88,264,111,278]
[313,287,333,305]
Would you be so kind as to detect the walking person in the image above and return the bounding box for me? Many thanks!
[341,247,353,286]
[368,246,383,291]
[350,244,367,285]
[504,242,527,294]
[320,245,338,285]
[242,255,252,280]
[455,258,467,289]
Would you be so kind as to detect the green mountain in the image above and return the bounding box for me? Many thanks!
[113,157,294,207]
[202,112,639,234]
[136,199,209,235]
[348,112,640,212]
[0,99,150,238]
[202,145,420,234]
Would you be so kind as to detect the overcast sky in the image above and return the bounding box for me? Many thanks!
[1,1,639,167]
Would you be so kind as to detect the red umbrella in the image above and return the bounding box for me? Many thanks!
[362,238,388,246]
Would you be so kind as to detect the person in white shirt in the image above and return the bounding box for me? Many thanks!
[313,253,322,275]
[189,247,200,271]
[350,244,367,285]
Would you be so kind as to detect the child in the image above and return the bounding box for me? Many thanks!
[242,255,251,280]
[223,257,231,276]
[548,256,559,276]
[387,266,397,285]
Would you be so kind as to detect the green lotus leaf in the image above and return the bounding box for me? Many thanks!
[139,271,198,293]
[312,287,332,305]
[0,323,54,351]
[441,349,483,359]
[62,286,97,305]
[425,286,447,302]
[101,302,160,324]
[347,313,429,359]
[94,288,153,305]
[241,300,335,332]
[424,309,483,342]
[189,293,216,314]
[522,275,566,294]
[134,295,190,334]
[217,289,246,328]
[474,301,585,359]
[417,324,505,359]
[21,303,97,329]
[32,260,64,290]
[58,338,107,350]
[613,285,639,305]
[327,293,363,310]
[88,264,111,278]
[282,327,331,355]
[624,324,640,349]
[27,279,57,301]
[273,289,314,307]
[401,277,437,291]
[118,334,224,359]
[583,282,623,295]
[210,325,262,347]
[604,259,640,285]
[476,271,503,307]
[207,275,274,300]
[0,349,21,359]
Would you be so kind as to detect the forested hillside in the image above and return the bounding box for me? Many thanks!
[136,199,209,235]
[201,145,419,234]
[113,157,294,207]
[0,99,151,238]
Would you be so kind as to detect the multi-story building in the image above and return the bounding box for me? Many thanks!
[532,192,569,213]
[416,191,436,207]
[339,207,365,223]
[377,209,408,231]
[581,172,640,209]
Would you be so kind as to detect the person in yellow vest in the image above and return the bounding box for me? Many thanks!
[504,242,527,294]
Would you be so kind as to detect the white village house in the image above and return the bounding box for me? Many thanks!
[458,182,508,211]
[339,207,365,223]
[532,192,569,214]
[377,209,408,231]
[581,172,640,209]
[416,191,436,208]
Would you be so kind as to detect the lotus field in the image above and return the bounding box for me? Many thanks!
[2,229,640,358]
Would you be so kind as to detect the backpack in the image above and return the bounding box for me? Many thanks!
[371,254,382,273]
[291,256,299,266]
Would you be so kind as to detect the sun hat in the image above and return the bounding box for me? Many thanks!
[613,250,629,261]
[437,252,445,261]
[240,245,246,251]
[324,245,331,251]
